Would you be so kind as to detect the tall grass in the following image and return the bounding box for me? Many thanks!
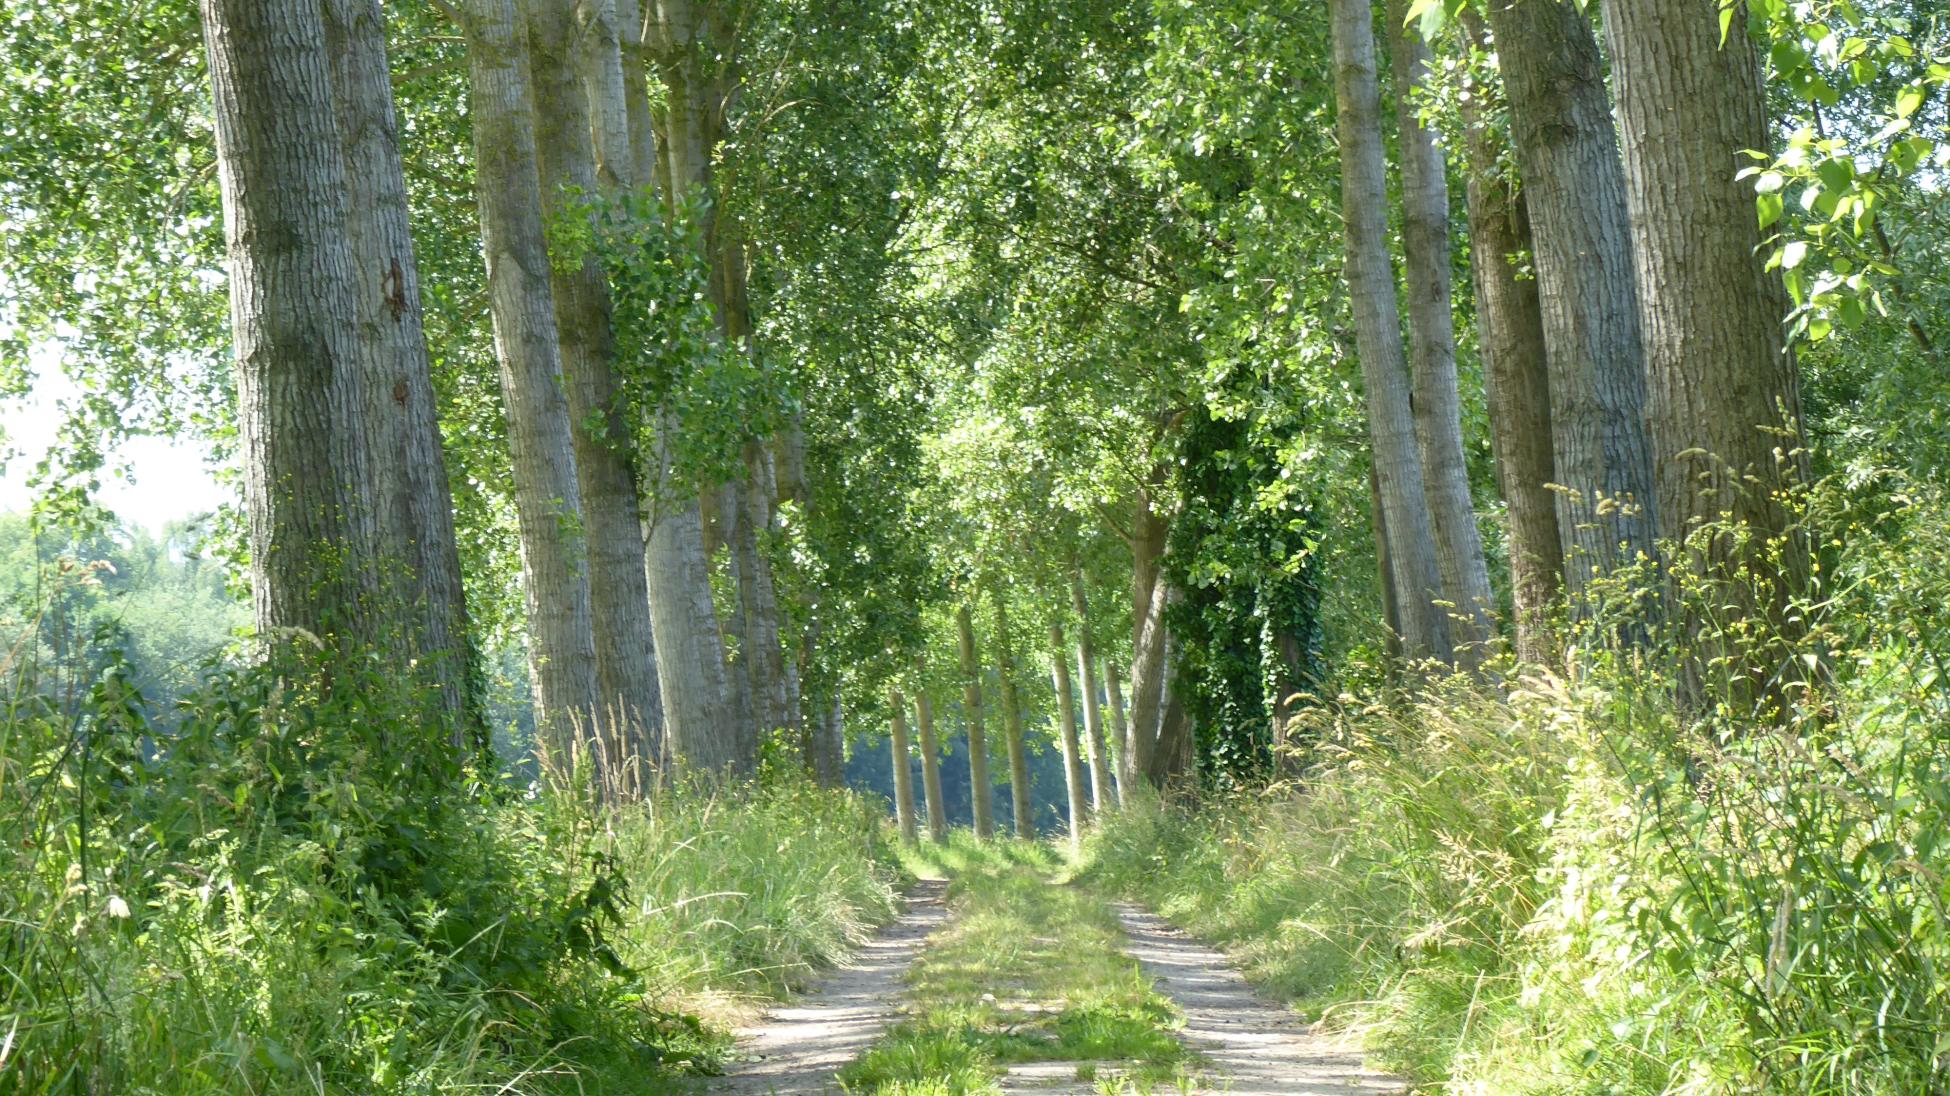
[1083,481,1950,1094]
[0,574,902,1093]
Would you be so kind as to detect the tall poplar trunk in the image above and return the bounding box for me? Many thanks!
[1103,662,1129,807]
[955,602,995,839]
[1454,10,1561,664]
[991,588,1035,837]
[913,686,948,842]
[461,0,601,747]
[526,0,664,769]
[1485,0,1657,596]
[888,689,919,845]
[1070,573,1113,811]
[737,441,792,748]
[321,0,476,723]
[1328,0,1451,663]
[1385,0,1495,659]
[1146,602,1196,790]
[1124,500,1169,790]
[1367,458,1404,660]
[1603,0,1809,660]
[640,0,745,771]
[202,0,381,651]
[1049,622,1089,852]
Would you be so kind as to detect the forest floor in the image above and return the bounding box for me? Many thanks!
[707,840,1403,1096]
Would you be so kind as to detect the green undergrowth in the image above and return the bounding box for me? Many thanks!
[1,620,901,1094]
[842,833,1194,1096]
[1082,494,1950,1095]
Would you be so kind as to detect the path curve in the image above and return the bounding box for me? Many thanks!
[1113,903,1407,1096]
[710,878,951,1096]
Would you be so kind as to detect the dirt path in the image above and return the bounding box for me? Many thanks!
[1113,903,1407,1096]
[709,879,950,1096]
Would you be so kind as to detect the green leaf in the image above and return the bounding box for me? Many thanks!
[1895,86,1925,119]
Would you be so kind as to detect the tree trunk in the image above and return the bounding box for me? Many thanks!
[888,689,919,845]
[461,0,601,749]
[955,601,995,838]
[1367,457,1404,659]
[644,461,740,773]
[1049,622,1089,852]
[1384,0,1495,662]
[1603,0,1809,692]
[991,587,1035,837]
[1328,0,1451,663]
[1070,573,1114,811]
[1454,9,1562,665]
[1124,501,1169,790]
[202,0,382,652]
[1486,0,1657,597]
[737,443,792,751]
[1146,620,1195,791]
[320,0,477,726]
[526,0,664,774]
[1103,661,1129,807]
[913,686,948,842]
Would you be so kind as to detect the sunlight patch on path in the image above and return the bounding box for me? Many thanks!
[1113,904,1406,1096]
[711,879,951,1095]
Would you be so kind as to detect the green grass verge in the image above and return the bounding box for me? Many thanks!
[841,833,1195,1096]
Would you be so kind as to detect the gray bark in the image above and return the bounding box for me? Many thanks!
[526,0,665,768]
[913,686,948,842]
[1329,0,1451,663]
[1123,494,1169,790]
[1455,10,1562,664]
[1049,622,1089,852]
[888,688,919,845]
[1486,0,1658,595]
[462,0,603,747]
[320,0,477,723]
[1385,0,1495,662]
[1603,0,1808,590]
[1071,573,1114,811]
[202,0,381,649]
[1103,661,1129,807]
[991,588,1035,837]
[956,601,995,838]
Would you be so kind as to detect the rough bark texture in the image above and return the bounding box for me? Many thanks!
[1486,0,1657,596]
[888,689,919,845]
[1603,0,1809,650]
[526,0,664,765]
[1384,0,1495,661]
[1071,573,1114,811]
[1455,11,1563,664]
[203,0,381,648]
[1049,622,1089,852]
[644,457,740,772]
[462,0,602,746]
[737,443,793,751]
[1146,619,1195,791]
[955,602,995,839]
[991,589,1035,837]
[1103,662,1129,807]
[321,0,477,725]
[913,687,948,842]
[1124,496,1169,790]
[1329,0,1451,663]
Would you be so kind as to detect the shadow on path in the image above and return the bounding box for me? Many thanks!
[711,878,950,1095]
[1113,903,1406,1096]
